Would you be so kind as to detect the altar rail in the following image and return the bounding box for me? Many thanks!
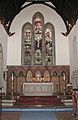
[23,83,53,96]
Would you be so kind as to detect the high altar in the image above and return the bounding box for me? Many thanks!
[7,65,70,96]
[23,83,53,96]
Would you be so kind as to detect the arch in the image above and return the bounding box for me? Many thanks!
[26,70,33,82]
[7,2,72,36]
[44,70,50,82]
[0,43,3,88]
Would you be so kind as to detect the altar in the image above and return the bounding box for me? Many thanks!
[23,83,53,96]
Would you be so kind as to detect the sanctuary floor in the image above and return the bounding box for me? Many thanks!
[1,106,78,120]
[1,110,78,120]
[0,94,76,120]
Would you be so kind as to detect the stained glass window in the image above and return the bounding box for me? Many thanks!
[21,12,55,66]
[44,23,55,65]
[22,23,32,65]
[33,13,44,65]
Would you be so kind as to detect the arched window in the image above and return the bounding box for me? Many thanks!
[22,22,32,65]
[32,12,44,65]
[44,22,55,65]
[21,12,55,66]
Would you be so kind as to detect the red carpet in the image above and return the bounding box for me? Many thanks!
[14,96,64,106]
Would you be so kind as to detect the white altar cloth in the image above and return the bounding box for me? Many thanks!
[23,83,53,96]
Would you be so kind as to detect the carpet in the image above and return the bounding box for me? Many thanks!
[19,111,57,120]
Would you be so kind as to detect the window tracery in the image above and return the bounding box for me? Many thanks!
[22,12,55,66]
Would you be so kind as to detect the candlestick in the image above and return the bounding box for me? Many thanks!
[11,73,14,96]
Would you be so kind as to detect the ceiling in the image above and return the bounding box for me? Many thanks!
[0,0,78,36]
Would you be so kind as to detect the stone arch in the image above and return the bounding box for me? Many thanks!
[0,43,3,88]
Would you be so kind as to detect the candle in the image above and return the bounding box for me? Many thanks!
[12,73,14,81]
[63,73,65,81]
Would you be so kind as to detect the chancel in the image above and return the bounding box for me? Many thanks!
[0,1,78,120]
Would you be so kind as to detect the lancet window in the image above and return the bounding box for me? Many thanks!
[21,12,55,66]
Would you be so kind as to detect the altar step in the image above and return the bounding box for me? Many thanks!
[14,96,64,106]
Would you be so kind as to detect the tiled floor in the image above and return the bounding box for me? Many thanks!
[56,111,78,120]
[1,112,20,120]
[1,111,78,120]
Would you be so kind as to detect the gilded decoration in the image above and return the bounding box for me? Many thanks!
[7,65,69,95]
